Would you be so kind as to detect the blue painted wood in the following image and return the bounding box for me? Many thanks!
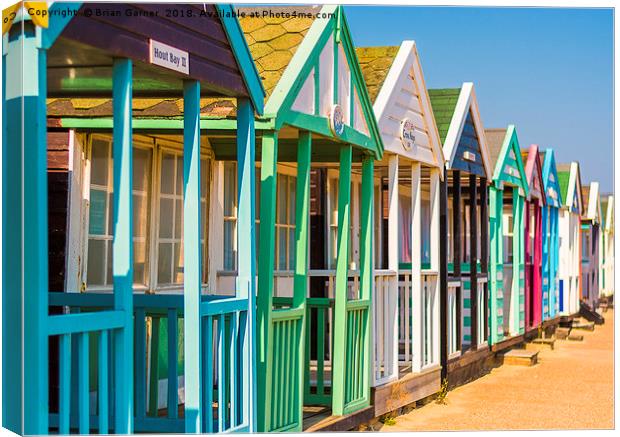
[203,317,214,433]
[135,309,147,420]
[21,31,50,436]
[236,98,257,431]
[59,334,72,434]
[148,316,161,417]
[47,311,124,335]
[78,333,90,434]
[98,330,109,434]
[112,57,134,434]
[183,79,202,433]
[167,309,179,419]
[218,314,226,432]
[230,312,238,427]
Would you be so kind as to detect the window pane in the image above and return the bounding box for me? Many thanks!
[173,242,184,283]
[87,239,106,285]
[107,192,114,236]
[133,194,148,238]
[421,199,431,266]
[90,138,109,186]
[89,189,108,235]
[277,175,287,224]
[289,176,296,225]
[223,163,236,217]
[158,243,172,284]
[224,221,236,270]
[176,155,184,195]
[106,241,113,285]
[160,153,175,195]
[133,147,152,191]
[134,241,147,286]
[289,228,296,269]
[278,227,287,270]
[175,199,183,239]
[159,198,174,238]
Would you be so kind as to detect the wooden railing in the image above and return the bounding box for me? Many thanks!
[48,291,249,434]
[372,270,398,386]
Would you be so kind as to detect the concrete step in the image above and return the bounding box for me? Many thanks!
[525,337,555,350]
[501,349,539,366]
[572,321,595,331]
[555,327,571,339]
[567,333,584,341]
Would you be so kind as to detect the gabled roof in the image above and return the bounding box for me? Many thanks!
[541,149,563,209]
[357,41,444,172]
[521,145,546,204]
[484,125,529,195]
[582,182,602,223]
[258,5,384,158]
[428,83,492,178]
[558,162,584,215]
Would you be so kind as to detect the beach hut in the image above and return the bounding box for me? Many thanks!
[580,183,602,309]
[540,149,563,320]
[521,146,546,331]
[356,42,444,415]
[485,127,529,345]
[600,195,614,298]
[3,2,264,435]
[557,162,584,316]
[428,84,493,384]
[224,6,383,431]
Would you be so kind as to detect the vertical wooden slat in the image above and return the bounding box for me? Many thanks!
[167,309,178,419]
[452,170,462,353]
[410,162,422,372]
[317,308,325,396]
[98,330,109,434]
[229,312,238,428]
[135,309,146,419]
[480,177,489,342]
[78,332,89,434]
[217,315,226,432]
[148,316,160,416]
[59,334,71,435]
[439,174,449,380]
[469,174,478,347]
[112,57,134,434]
[204,317,214,433]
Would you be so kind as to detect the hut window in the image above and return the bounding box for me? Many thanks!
[222,162,238,271]
[276,173,297,271]
[502,206,513,264]
[421,198,431,267]
[398,194,412,264]
[86,137,152,288]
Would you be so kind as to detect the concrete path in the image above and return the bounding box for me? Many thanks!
[381,311,614,431]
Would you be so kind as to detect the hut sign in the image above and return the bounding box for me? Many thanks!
[329,104,345,136]
[149,39,189,74]
[400,118,416,150]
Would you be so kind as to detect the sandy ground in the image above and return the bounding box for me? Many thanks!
[381,311,615,431]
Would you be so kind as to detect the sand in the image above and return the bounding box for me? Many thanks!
[381,310,615,431]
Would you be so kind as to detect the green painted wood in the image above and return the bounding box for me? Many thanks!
[488,186,503,343]
[331,145,353,416]
[167,310,179,419]
[236,97,257,431]
[112,58,134,434]
[257,131,278,432]
[182,79,202,432]
[135,309,147,420]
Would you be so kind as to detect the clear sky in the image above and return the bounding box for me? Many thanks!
[345,6,614,194]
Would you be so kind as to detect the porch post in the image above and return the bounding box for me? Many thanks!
[257,131,278,431]
[453,171,462,351]
[293,131,311,424]
[236,98,257,431]
[3,25,50,434]
[410,162,422,372]
[387,154,399,376]
[469,175,478,348]
[112,58,134,434]
[359,154,374,406]
[183,79,202,432]
[429,168,441,363]
[438,173,449,379]
[524,199,531,329]
[488,186,502,344]
[479,178,489,342]
[332,144,353,416]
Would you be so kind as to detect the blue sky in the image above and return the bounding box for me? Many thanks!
[345,6,613,194]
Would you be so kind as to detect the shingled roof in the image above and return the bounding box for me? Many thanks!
[238,6,318,99]
[428,88,461,143]
[356,46,399,103]
[47,6,319,119]
[484,128,508,173]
